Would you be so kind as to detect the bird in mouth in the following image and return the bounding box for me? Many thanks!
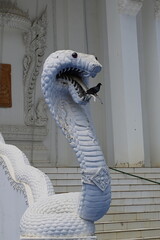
[56,67,103,104]
[86,83,103,104]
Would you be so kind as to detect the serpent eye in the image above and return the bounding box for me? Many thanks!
[72,52,78,58]
[95,56,98,60]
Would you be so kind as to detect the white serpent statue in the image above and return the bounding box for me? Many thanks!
[0,50,111,239]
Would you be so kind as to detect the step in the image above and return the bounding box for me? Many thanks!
[52,179,159,189]
[95,219,160,231]
[112,196,160,205]
[52,183,160,195]
[40,168,160,183]
[110,168,160,173]
[39,167,81,174]
[40,167,160,182]
[109,203,160,213]
[54,185,81,193]
[52,179,81,186]
[53,183,160,193]
[40,168,160,190]
[110,169,160,181]
[112,189,160,198]
[51,177,157,187]
[46,172,81,180]
[121,237,160,240]
[49,177,159,187]
[40,167,160,173]
[97,211,160,222]
[95,227,160,240]
[110,172,160,180]
[111,178,160,184]
[111,183,160,191]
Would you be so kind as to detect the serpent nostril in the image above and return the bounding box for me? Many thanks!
[92,65,101,73]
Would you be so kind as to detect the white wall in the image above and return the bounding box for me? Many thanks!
[0,29,25,125]
[0,0,110,167]
[2,0,160,168]
[138,0,160,167]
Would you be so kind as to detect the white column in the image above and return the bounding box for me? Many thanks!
[141,0,160,167]
[105,0,145,167]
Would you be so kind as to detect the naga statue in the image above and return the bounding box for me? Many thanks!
[0,50,111,239]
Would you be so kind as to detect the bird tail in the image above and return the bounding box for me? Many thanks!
[91,94,103,104]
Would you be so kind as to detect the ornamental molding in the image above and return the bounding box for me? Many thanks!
[0,124,48,142]
[82,167,110,192]
[0,124,49,164]
[155,0,160,17]
[17,142,47,151]
[0,1,31,31]
[0,2,48,128]
[23,8,48,127]
[118,0,144,16]
[24,98,48,127]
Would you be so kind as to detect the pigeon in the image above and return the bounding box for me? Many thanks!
[86,83,102,95]
[86,83,103,104]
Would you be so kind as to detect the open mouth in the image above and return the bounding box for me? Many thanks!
[55,64,102,104]
[56,67,88,92]
[56,67,91,104]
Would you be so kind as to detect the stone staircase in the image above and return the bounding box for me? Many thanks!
[39,167,160,240]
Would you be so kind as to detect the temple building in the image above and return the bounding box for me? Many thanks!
[1,0,160,168]
[0,0,160,240]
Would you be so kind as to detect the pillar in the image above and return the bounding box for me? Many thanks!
[140,0,160,167]
[105,0,145,167]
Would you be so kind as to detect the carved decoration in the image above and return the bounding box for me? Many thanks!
[0,2,48,127]
[155,0,160,17]
[82,167,110,191]
[0,64,12,107]
[0,124,48,142]
[0,1,31,31]
[118,0,144,16]
[0,124,49,165]
[23,8,47,126]
[24,98,48,127]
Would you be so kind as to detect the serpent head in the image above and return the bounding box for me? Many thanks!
[41,50,102,105]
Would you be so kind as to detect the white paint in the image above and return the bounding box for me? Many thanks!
[0,165,27,240]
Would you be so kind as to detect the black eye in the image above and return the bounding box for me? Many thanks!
[95,56,98,60]
[72,52,78,58]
